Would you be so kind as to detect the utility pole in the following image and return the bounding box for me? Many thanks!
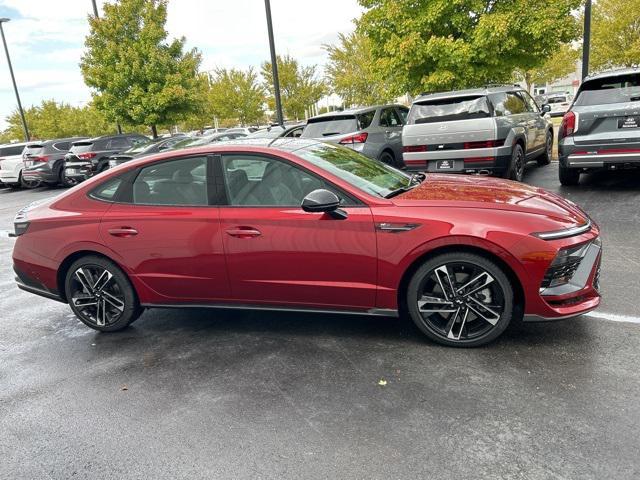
[264,0,284,127]
[582,0,592,80]
[0,18,30,141]
[90,1,122,134]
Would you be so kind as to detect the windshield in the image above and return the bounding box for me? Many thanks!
[575,73,640,106]
[302,116,359,138]
[408,96,491,124]
[248,127,285,138]
[296,142,411,198]
[124,140,154,154]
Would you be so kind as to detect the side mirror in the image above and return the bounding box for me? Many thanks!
[301,189,347,219]
[541,104,551,114]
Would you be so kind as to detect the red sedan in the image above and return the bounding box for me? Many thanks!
[12,139,601,347]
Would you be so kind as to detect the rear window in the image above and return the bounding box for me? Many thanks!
[546,96,568,104]
[575,73,640,106]
[24,144,45,156]
[70,142,94,154]
[302,114,368,138]
[0,144,26,156]
[407,96,491,124]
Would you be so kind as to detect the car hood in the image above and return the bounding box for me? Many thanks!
[393,174,588,225]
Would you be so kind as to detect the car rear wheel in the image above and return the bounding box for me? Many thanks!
[406,252,514,347]
[504,144,525,182]
[537,131,553,166]
[378,150,398,168]
[65,256,142,332]
[559,165,580,186]
[20,173,40,189]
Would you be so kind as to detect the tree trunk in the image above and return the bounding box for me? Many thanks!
[151,125,158,139]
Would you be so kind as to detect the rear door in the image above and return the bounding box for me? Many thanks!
[99,155,230,302]
[571,72,640,149]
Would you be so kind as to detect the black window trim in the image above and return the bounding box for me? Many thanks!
[214,151,365,209]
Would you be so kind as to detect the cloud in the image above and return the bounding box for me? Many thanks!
[0,0,363,129]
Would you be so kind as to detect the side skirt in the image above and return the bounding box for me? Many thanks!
[140,302,399,318]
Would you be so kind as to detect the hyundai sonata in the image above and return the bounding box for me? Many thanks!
[12,139,601,347]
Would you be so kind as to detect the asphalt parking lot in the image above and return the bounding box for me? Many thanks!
[1,163,639,479]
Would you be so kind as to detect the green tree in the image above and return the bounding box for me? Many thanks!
[209,67,266,126]
[261,55,326,120]
[590,0,640,71]
[80,0,202,137]
[357,0,581,95]
[514,44,580,92]
[324,31,391,106]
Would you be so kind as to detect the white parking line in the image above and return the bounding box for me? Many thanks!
[585,311,640,324]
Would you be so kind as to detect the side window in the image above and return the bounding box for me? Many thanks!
[221,154,348,207]
[107,138,130,150]
[521,92,539,112]
[491,92,527,116]
[90,176,123,202]
[53,141,71,151]
[397,107,409,124]
[379,108,402,127]
[132,156,208,206]
[357,111,375,129]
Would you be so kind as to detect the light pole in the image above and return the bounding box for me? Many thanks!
[582,0,592,80]
[264,0,284,127]
[0,18,30,141]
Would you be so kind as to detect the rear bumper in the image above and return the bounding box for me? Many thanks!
[22,165,56,183]
[403,151,512,173]
[64,162,95,181]
[562,151,640,169]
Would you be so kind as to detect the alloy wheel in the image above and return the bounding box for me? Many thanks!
[69,265,126,327]
[416,262,506,341]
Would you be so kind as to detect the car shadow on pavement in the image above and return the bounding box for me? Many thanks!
[561,169,640,192]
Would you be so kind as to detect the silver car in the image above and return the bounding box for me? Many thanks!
[301,105,409,167]
[558,68,640,185]
[402,86,553,181]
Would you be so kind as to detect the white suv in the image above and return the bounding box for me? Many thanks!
[0,142,35,188]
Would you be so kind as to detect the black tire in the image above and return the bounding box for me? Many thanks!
[405,252,514,347]
[64,255,142,332]
[559,165,580,186]
[60,170,77,188]
[504,143,525,182]
[537,131,553,166]
[378,150,398,167]
[19,172,40,189]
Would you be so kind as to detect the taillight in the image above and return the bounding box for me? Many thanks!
[339,132,368,144]
[77,152,97,160]
[32,155,49,162]
[559,111,577,139]
[463,139,504,149]
[403,145,428,153]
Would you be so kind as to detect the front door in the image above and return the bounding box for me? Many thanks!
[217,153,378,309]
[99,155,230,302]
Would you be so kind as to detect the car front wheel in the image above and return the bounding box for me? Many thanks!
[406,252,514,347]
[64,255,142,332]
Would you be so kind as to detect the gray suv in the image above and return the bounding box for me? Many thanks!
[301,104,409,167]
[402,86,553,181]
[558,68,640,185]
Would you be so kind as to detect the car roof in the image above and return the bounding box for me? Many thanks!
[413,85,523,102]
[74,133,147,143]
[583,67,640,82]
[308,104,405,120]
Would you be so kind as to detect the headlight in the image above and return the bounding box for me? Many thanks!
[532,219,591,240]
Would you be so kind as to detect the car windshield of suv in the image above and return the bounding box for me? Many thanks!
[575,73,640,106]
[408,96,491,124]
[302,114,368,138]
[124,140,154,154]
[297,142,411,198]
[70,142,94,154]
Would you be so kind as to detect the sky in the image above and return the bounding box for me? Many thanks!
[0,0,363,129]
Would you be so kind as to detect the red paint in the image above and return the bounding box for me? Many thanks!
[12,143,600,321]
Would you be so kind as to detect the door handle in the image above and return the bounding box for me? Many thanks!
[226,227,262,238]
[108,227,138,237]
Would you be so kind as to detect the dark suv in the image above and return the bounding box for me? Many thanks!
[63,134,148,185]
[22,138,87,186]
[558,68,640,185]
